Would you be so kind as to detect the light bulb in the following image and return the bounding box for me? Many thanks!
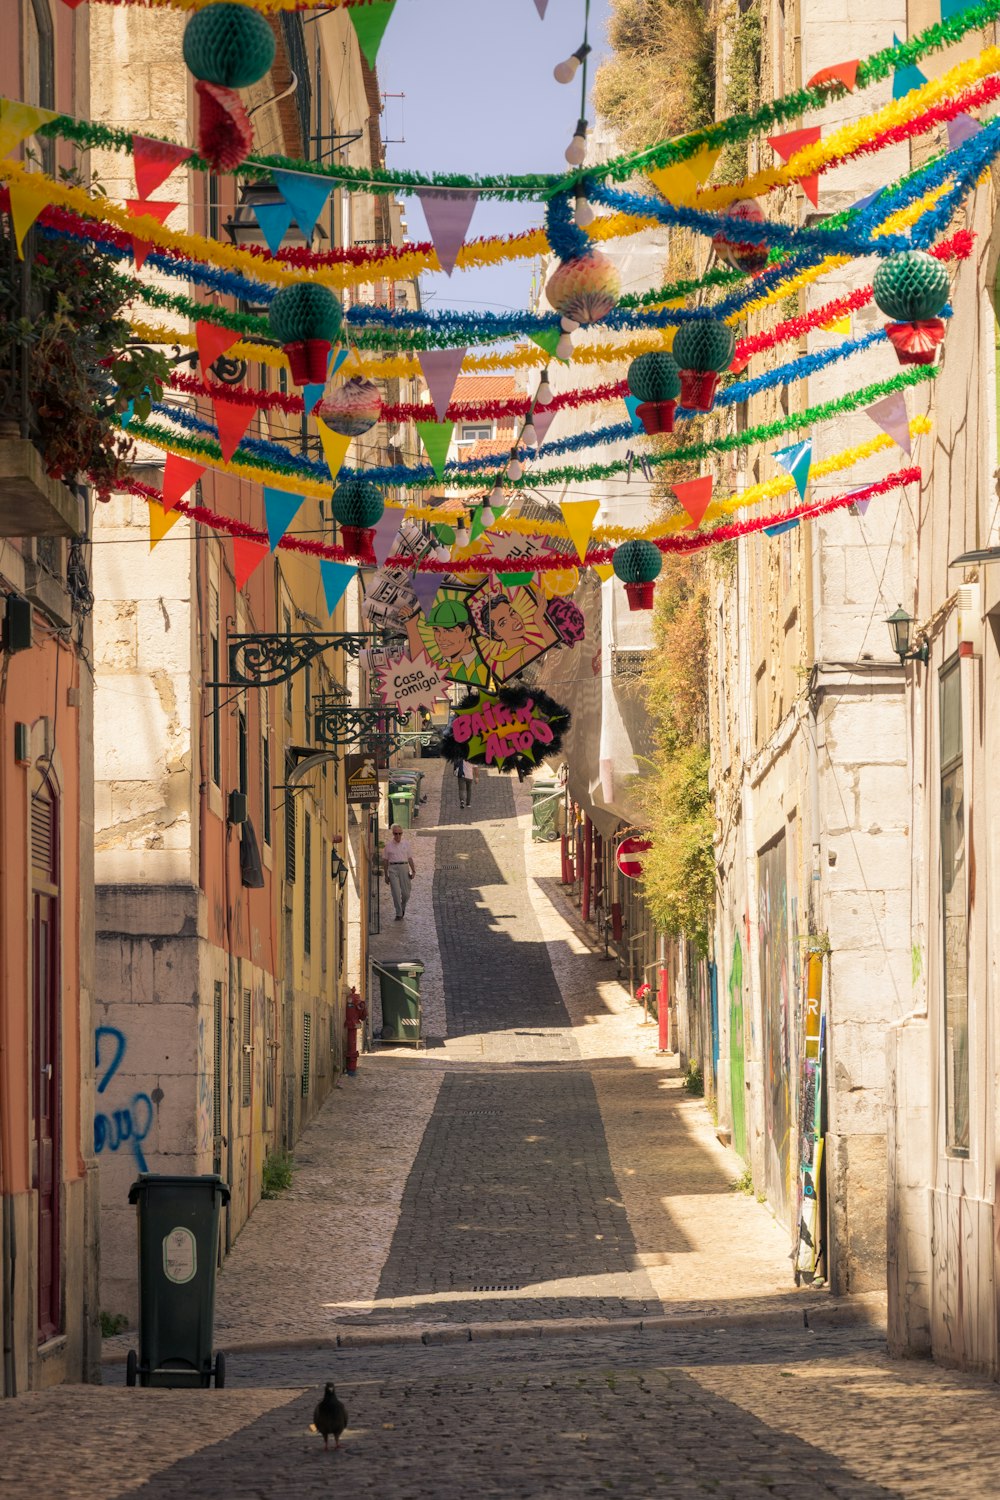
[435,542,451,562]
[575,195,595,228]
[522,421,538,448]
[554,43,591,85]
[455,524,470,548]
[507,454,523,481]
[560,316,580,334]
[565,132,587,166]
[536,371,553,406]
[480,503,496,527]
[556,333,574,360]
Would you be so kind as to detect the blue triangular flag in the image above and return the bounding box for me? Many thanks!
[940,0,967,17]
[947,114,981,151]
[252,198,295,254]
[319,560,356,615]
[624,394,644,434]
[764,518,800,537]
[410,570,441,619]
[331,347,349,377]
[892,35,928,99]
[264,487,304,551]
[273,170,334,239]
[773,439,812,501]
[121,398,135,429]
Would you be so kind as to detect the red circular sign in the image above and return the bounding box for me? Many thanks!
[616,836,651,879]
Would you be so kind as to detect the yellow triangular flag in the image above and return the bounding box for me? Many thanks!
[149,500,181,550]
[687,144,721,185]
[593,563,615,582]
[9,173,54,257]
[0,101,58,159]
[649,145,720,204]
[821,314,851,335]
[561,499,600,562]
[316,418,351,483]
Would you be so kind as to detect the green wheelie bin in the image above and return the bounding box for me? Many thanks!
[377,960,424,1045]
[388,788,415,828]
[126,1173,230,1388]
[530,778,560,842]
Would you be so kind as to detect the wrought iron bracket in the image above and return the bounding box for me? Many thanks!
[313,700,409,749]
[210,632,383,689]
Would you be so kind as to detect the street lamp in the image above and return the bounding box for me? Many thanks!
[886,605,929,664]
[330,850,349,890]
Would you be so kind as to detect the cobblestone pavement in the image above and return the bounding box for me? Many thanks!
[12,767,1000,1494]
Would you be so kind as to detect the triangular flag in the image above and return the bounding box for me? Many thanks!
[593,563,615,582]
[532,406,558,446]
[417,189,479,277]
[806,59,859,91]
[892,35,928,99]
[853,189,880,214]
[417,348,467,420]
[768,127,822,206]
[624,394,644,433]
[672,475,714,527]
[213,397,255,463]
[821,314,851,335]
[302,348,334,418]
[233,536,270,591]
[252,198,295,254]
[529,328,565,362]
[131,135,189,199]
[865,392,911,454]
[349,0,396,68]
[685,144,721,186]
[0,101,57,159]
[125,198,178,270]
[272,169,334,239]
[320,560,357,615]
[330,346,350,378]
[264,487,304,551]
[148,499,181,549]
[196,319,240,373]
[415,420,454,481]
[316,419,351,483]
[947,114,981,151]
[941,0,969,16]
[8,174,54,256]
[649,145,720,203]
[764,518,800,537]
[121,399,135,430]
[410,570,442,619]
[372,507,402,568]
[471,500,504,543]
[533,0,549,14]
[561,500,600,563]
[849,493,872,517]
[499,571,535,587]
[161,453,205,513]
[773,440,812,501]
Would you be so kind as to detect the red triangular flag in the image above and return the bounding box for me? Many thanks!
[672,475,714,527]
[233,535,270,591]
[132,136,190,200]
[125,199,178,270]
[768,127,822,206]
[212,397,254,463]
[806,60,859,92]
[161,453,205,513]
[196,319,240,373]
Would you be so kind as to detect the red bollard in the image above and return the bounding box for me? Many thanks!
[344,986,367,1076]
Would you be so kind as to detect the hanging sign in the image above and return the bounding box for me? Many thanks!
[441,687,570,775]
[616,835,652,879]
[344,753,379,804]
[373,649,449,713]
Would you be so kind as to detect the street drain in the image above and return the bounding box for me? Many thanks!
[472,1284,523,1293]
[465,1109,501,1116]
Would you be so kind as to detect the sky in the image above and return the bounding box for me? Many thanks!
[378,0,614,316]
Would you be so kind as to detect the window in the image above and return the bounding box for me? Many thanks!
[301,1013,312,1098]
[303,812,312,956]
[940,660,969,1156]
[237,710,248,800]
[265,997,276,1114]
[241,988,252,1108]
[459,424,492,443]
[320,838,328,975]
[284,753,297,883]
[209,584,221,786]
[26,0,55,174]
[261,693,271,846]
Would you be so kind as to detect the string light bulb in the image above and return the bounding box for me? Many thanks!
[575,194,595,228]
[480,498,496,527]
[455,517,471,548]
[507,449,523,481]
[565,118,588,166]
[435,542,451,562]
[521,420,538,448]
[536,370,553,407]
[560,316,580,334]
[556,333,574,360]
[553,42,591,84]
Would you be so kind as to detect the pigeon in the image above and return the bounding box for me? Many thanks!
[311,1382,348,1451]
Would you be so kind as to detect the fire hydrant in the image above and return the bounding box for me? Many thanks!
[344,987,367,1077]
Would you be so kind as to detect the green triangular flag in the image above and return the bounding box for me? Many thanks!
[349,0,396,69]
[499,571,535,587]
[529,328,567,363]
[416,420,454,482]
[471,500,505,543]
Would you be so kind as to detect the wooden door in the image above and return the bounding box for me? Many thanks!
[31,782,60,1343]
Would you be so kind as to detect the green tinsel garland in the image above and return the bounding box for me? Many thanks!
[35,0,1000,198]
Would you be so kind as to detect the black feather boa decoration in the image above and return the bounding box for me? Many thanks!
[439,686,571,776]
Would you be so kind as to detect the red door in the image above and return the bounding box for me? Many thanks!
[31,782,60,1343]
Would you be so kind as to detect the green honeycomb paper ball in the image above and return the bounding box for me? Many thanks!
[268,283,343,346]
[612,539,663,585]
[331,479,384,530]
[672,319,737,374]
[627,352,681,404]
[872,251,950,323]
[183,3,276,89]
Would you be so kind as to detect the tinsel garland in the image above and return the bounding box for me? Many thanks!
[91,0,369,9]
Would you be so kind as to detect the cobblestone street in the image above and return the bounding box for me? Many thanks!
[5,763,1000,1496]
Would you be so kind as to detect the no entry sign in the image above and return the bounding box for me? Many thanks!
[616,836,651,879]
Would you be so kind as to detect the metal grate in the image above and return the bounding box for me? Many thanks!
[241,988,251,1107]
[301,1013,312,1098]
[611,648,650,683]
[472,1284,523,1293]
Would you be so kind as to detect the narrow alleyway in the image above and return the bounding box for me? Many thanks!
[6,762,1000,1497]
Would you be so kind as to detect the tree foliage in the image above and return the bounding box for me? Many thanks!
[594,0,716,152]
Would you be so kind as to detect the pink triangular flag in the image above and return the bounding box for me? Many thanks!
[233,536,270,591]
[533,0,549,13]
[865,391,911,454]
[371,507,402,568]
[196,319,240,373]
[213,397,254,463]
[161,453,205,513]
[417,348,467,420]
[532,405,558,446]
[416,189,478,277]
[947,114,981,150]
[672,475,714,527]
[132,136,190,200]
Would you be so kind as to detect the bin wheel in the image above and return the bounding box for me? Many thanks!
[126,1350,138,1388]
[214,1351,226,1388]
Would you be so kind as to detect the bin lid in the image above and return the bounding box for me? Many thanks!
[382,961,424,975]
[128,1173,231,1205]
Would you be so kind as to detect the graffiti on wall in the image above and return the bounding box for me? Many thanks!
[757,836,793,1225]
[94,1025,153,1172]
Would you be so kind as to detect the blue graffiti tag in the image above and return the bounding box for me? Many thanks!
[93,1025,153,1170]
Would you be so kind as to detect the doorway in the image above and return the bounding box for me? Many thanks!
[31,773,61,1343]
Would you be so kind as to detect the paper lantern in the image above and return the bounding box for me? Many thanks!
[183,3,276,89]
[627,352,681,435]
[613,539,662,611]
[710,199,769,275]
[673,319,737,412]
[268,283,343,385]
[873,251,950,366]
[545,251,621,326]
[194,82,254,172]
[331,478,384,562]
[316,378,382,436]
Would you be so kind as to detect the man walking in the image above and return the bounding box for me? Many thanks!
[383,823,416,920]
[456,758,478,809]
